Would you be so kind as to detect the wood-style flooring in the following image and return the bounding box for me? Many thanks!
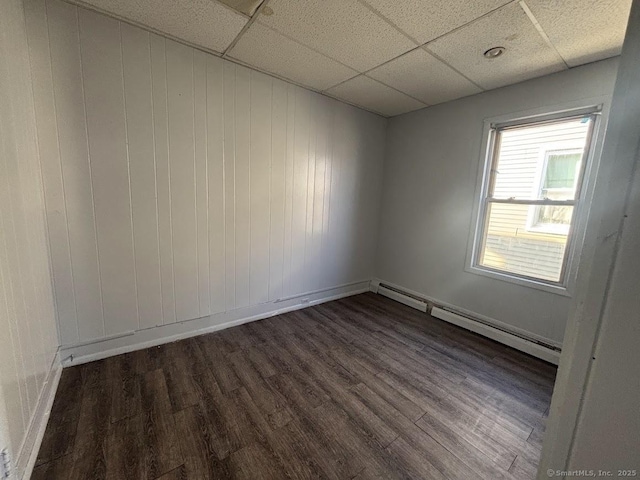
[33,293,556,479]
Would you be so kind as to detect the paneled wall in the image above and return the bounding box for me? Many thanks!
[25,0,386,347]
[0,0,59,473]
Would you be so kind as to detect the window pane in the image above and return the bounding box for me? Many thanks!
[478,202,572,282]
[534,204,573,231]
[491,118,591,201]
[544,153,581,189]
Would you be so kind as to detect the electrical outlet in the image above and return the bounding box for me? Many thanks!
[0,448,11,479]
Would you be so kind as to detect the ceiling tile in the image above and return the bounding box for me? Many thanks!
[257,0,416,72]
[217,0,265,16]
[426,2,566,90]
[362,0,510,44]
[228,23,358,91]
[368,48,483,105]
[326,75,426,117]
[77,0,247,53]
[525,0,631,67]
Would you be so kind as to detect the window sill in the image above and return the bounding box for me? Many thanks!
[465,265,572,297]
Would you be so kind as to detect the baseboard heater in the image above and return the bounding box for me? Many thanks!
[376,282,560,364]
[377,283,428,312]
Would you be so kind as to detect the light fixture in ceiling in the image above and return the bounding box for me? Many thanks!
[483,46,505,59]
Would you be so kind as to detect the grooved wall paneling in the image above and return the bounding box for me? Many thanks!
[46,0,105,341]
[26,0,386,346]
[121,23,163,330]
[0,0,59,473]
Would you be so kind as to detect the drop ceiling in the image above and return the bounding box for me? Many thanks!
[69,0,632,117]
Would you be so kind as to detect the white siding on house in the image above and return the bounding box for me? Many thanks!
[480,119,591,281]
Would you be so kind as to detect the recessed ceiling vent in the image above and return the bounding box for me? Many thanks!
[217,0,266,16]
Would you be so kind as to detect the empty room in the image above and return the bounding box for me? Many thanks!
[1,0,639,478]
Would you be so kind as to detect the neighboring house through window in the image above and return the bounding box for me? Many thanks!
[469,110,598,289]
[527,149,583,235]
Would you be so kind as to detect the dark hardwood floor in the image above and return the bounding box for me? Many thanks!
[33,293,556,480]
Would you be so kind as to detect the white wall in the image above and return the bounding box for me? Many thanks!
[540,0,640,473]
[0,0,60,476]
[376,58,619,345]
[24,0,386,349]
[567,157,640,472]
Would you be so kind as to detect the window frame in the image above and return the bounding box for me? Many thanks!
[466,104,604,296]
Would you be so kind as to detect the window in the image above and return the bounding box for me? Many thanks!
[472,112,597,287]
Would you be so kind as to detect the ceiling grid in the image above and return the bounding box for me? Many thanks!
[64,0,632,117]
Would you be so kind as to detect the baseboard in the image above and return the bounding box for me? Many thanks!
[16,354,62,480]
[372,278,561,365]
[60,280,371,367]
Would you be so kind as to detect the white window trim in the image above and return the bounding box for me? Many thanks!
[464,101,609,297]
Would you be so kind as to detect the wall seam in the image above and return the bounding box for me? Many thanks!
[148,31,165,326]
[119,22,141,330]
[164,37,177,324]
[76,5,106,337]
[44,0,80,344]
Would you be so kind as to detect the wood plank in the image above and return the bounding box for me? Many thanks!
[155,465,188,480]
[140,369,173,414]
[228,443,288,480]
[174,404,232,478]
[69,381,112,479]
[106,409,182,479]
[265,421,327,480]
[194,335,242,393]
[228,349,292,426]
[31,454,74,480]
[37,294,554,479]
[163,361,199,413]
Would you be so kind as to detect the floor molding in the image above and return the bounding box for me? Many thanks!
[60,280,371,367]
[17,355,62,480]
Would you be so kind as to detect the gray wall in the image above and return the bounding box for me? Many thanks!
[376,58,619,344]
[0,0,60,476]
